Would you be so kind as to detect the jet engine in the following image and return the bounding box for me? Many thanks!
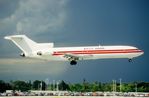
[20,53,25,57]
[37,51,42,55]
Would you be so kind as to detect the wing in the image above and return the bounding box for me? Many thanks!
[63,53,93,61]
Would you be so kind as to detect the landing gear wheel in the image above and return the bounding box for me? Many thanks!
[128,59,132,62]
[70,60,77,65]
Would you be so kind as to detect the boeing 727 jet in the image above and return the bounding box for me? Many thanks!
[4,35,144,65]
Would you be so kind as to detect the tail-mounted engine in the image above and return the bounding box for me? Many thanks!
[20,53,25,57]
[37,51,42,55]
[36,51,52,56]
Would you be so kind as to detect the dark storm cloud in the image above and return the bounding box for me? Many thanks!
[0,0,67,36]
[57,0,149,82]
[0,0,19,19]
[0,0,68,80]
[0,0,148,82]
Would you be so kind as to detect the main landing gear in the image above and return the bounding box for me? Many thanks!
[128,59,132,62]
[70,60,77,65]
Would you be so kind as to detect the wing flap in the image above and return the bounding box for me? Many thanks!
[63,53,93,61]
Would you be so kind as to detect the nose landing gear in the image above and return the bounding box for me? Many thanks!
[128,59,132,62]
[70,60,77,65]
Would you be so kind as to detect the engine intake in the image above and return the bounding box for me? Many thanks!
[20,53,25,57]
[37,51,42,55]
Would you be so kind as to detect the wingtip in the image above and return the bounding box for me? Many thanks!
[4,36,11,40]
[4,35,26,40]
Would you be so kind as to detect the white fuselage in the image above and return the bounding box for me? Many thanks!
[33,45,144,61]
[4,35,144,64]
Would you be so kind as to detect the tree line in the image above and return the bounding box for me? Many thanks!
[0,80,149,93]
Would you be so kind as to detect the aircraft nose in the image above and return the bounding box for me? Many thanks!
[141,50,144,54]
[138,49,144,56]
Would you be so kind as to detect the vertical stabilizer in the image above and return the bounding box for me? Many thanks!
[4,35,37,54]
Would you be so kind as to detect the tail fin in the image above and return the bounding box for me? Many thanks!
[4,35,37,54]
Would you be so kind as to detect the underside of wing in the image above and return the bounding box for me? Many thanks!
[63,53,93,61]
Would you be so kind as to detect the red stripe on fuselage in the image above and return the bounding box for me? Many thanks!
[52,49,143,56]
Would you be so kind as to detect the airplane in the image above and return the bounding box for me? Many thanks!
[4,35,144,65]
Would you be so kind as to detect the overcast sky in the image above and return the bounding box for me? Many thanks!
[0,0,149,83]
